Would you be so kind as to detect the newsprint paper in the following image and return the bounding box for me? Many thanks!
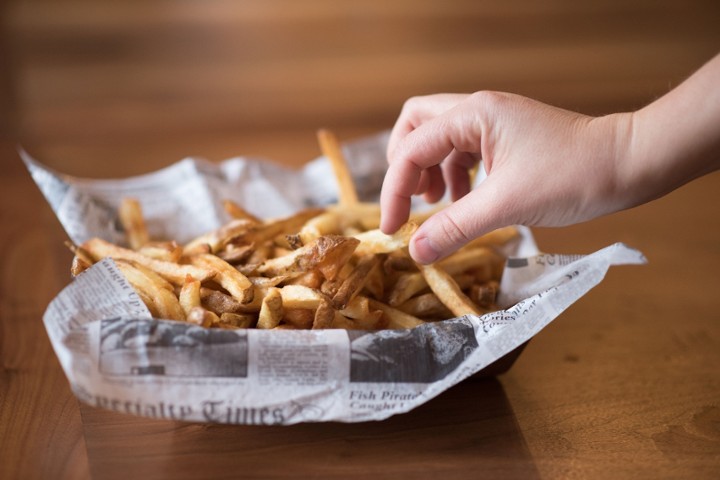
[23,132,646,425]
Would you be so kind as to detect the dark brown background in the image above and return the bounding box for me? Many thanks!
[1,1,719,479]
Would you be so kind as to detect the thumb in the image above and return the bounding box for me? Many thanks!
[409,181,511,263]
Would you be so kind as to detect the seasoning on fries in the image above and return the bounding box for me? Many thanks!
[66,130,519,330]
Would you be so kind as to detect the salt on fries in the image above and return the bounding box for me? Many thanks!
[67,130,520,330]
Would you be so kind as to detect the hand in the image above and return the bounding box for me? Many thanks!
[380,91,633,263]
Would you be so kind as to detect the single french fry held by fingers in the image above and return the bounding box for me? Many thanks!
[352,222,418,256]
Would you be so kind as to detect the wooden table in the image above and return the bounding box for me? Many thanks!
[2,2,719,479]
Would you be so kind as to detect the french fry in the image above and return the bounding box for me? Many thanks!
[352,222,418,256]
[312,300,335,329]
[257,287,283,329]
[257,235,359,280]
[138,241,183,263]
[118,198,150,250]
[282,309,314,329]
[218,312,256,329]
[187,306,218,328]
[83,237,215,285]
[419,264,483,317]
[65,241,94,277]
[115,260,186,321]
[189,253,254,304]
[367,298,426,329]
[179,275,201,317]
[317,129,358,206]
[223,199,261,224]
[183,219,255,255]
[331,255,380,309]
[398,292,454,319]
[279,285,328,310]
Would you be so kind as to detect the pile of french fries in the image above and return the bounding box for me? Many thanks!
[67,130,518,331]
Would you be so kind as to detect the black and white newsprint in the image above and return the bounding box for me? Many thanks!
[26,132,646,425]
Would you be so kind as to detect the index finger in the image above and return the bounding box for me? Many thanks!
[380,111,476,234]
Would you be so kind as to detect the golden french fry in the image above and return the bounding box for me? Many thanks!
[218,312,256,329]
[138,241,183,263]
[217,243,255,265]
[279,285,328,310]
[187,306,218,328]
[387,272,429,306]
[397,292,453,319]
[189,253,254,304]
[469,281,499,309]
[257,287,283,329]
[312,300,335,329]
[183,219,255,255]
[317,129,358,206]
[331,255,380,309]
[179,275,201,317]
[366,297,426,329]
[282,309,314,329]
[257,235,359,280]
[83,237,215,285]
[223,199,261,224]
[118,198,150,250]
[115,260,186,321]
[367,299,425,329]
[419,264,483,317]
[352,222,418,256]
[65,241,95,276]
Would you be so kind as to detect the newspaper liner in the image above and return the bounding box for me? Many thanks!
[23,132,646,425]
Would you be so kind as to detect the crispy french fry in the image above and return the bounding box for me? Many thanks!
[187,306,218,328]
[469,281,499,309]
[115,260,186,321]
[331,255,380,309]
[179,275,201,317]
[387,272,429,306]
[218,312,256,329]
[189,253,254,304]
[65,241,95,276]
[317,129,358,206]
[419,264,483,317]
[397,292,453,319]
[282,309,314,329]
[279,285,328,310]
[183,219,255,255]
[257,235,359,280]
[352,222,418,256]
[312,300,335,329]
[257,287,283,329]
[223,199,261,224]
[366,298,426,329]
[83,237,215,285]
[138,241,183,263]
[119,198,150,250]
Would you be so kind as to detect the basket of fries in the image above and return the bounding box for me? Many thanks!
[24,130,645,425]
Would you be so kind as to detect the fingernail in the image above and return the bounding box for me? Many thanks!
[412,235,440,264]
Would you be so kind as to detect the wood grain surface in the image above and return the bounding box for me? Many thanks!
[1,1,719,479]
